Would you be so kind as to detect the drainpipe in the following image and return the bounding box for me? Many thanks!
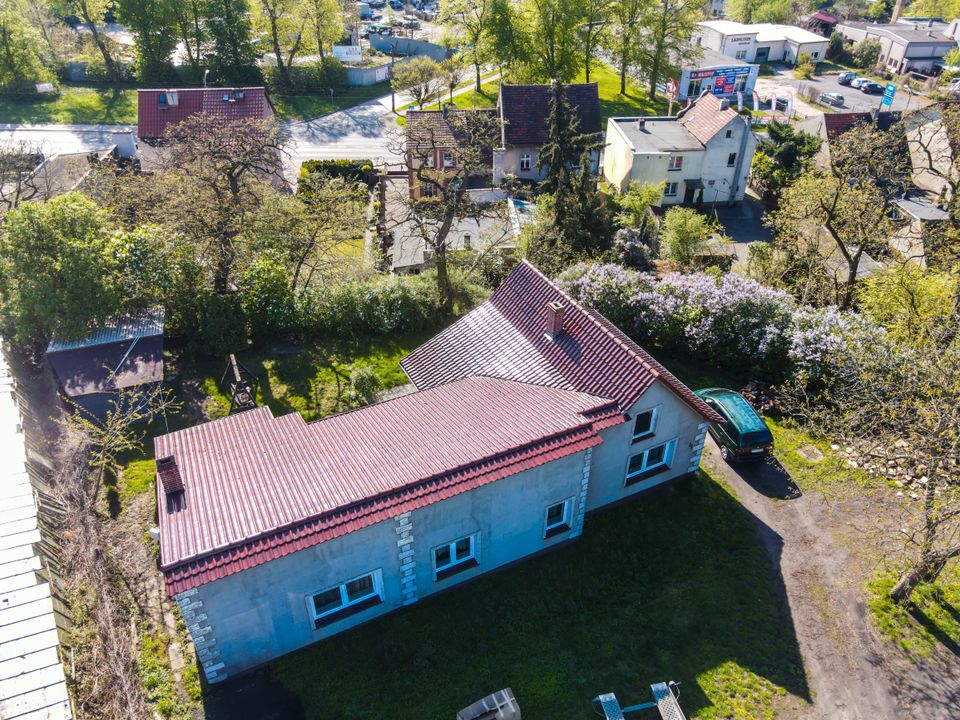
[728,114,751,206]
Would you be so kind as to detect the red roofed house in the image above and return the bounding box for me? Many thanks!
[493,83,602,184]
[602,92,758,205]
[156,261,719,682]
[136,87,274,140]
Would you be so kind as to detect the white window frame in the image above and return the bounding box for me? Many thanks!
[625,438,677,485]
[433,532,479,579]
[307,568,384,628]
[664,182,678,197]
[687,78,702,97]
[443,151,454,168]
[424,154,434,168]
[668,155,683,171]
[735,49,747,60]
[631,406,660,443]
[544,497,575,538]
[520,153,532,171]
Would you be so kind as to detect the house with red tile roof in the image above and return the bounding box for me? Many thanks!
[136,87,274,140]
[153,261,718,682]
[493,82,602,184]
[603,92,758,206]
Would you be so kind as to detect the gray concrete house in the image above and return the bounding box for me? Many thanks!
[155,261,720,683]
[835,19,959,76]
[493,83,602,184]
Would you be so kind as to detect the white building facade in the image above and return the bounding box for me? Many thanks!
[697,20,830,64]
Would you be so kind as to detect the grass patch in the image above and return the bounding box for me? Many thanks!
[576,63,669,122]
[252,470,807,719]
[271,82,391,120]
[0,84,138,125]
[868,567,960,659]
[138,631,198,719]
[119,458,158,506]
[765,417,875,494]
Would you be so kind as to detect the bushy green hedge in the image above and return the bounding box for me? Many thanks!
[264,57,346,92]
[299,158,375,187]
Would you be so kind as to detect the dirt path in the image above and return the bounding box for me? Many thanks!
[703,438,903,719]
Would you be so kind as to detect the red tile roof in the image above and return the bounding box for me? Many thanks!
[678,92,740,145]
[401,261,722,422]
[823,111,901,140]
[499,83,602,146]
[137,87,274,139]
[156,376,623,594]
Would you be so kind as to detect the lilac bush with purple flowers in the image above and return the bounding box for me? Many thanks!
[558,263,889,381]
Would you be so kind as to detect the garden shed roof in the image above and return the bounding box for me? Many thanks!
[155,376,624,594]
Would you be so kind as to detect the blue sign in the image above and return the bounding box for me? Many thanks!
[881,93,893,106]
[883,83,896,98]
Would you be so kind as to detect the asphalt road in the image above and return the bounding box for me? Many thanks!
[756,71,928,115]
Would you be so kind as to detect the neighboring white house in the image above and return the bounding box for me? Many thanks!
[679,47,760,101]
[697,19,830,64]
[153,261,720,683]
[602,92,758,206]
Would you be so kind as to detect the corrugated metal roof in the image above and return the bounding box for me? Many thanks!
[137,87,274,139]
[401,261,722,422]
[46,307,164,353]
[0,340,72,720]
[156,376,623,594]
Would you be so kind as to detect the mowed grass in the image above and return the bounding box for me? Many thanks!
[271,82,392,120]
[576,63,670,122]
[251,470,808,719]
[0,85,138,125]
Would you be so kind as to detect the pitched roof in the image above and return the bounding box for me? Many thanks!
[137,87,274,139]
[406,108,499,148]
[678,92,741,145]
[156,376,623,594]
[499,83,602,146]
[401,261,722,422]
[47,308,165,353]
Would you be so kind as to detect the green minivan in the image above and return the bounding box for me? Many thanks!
[694,388,774,463]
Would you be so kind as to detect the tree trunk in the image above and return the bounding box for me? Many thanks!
[474,61,481,92]
[268,14,291,87]
[890,553,953,604]
[619,37,628,94]
[80,3,118,82]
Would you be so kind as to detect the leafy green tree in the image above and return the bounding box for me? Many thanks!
[827,31,844,60]
[850,38,881,70]
[749,120,821,202]
[521,0,585,82]
[48,0,119,81]
[637,0,703,98]
[440,56,467,104]
[486,0,528,75]
[859,266,960,347]
[0,193,120,348]
[864,0,892,21]
[605,0,644,94]
[795,52,814,78]
[253,0,310,89]
[239,248,298,340]
[115,0,178,82]
[561,148,614,254]
[906,0,960,19]
[440,0,492,91]
[205,0,261,84]
[725,0,791,23]
[169,0,207,78]
[304,0,344,59]
[0,9,53,91]
[391,56,442,109]
[659,206,712,268]
[580,0,610,82]
[614,180,664,234]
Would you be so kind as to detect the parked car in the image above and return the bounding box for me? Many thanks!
[389,0,404,8]
[403,18,420,28]
[819,92,844,107]
[850,77,870,89]
[694,388,774,463]
[774,96,789,111]
[367,22,390,33]
[837,71,858,85]
[860,81,884,94]
[368,0,386,7]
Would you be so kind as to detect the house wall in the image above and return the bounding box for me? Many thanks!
[179,449,591,681]
[700,116,757,203]
[587,379,708,510]
[788,39,830,63]
[493,146,601,184]
[601,119,643,192]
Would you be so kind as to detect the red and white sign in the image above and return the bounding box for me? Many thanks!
[666,79,678,101]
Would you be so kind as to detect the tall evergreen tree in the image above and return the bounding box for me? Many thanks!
[538,81,598,194]
[205,0,261,84]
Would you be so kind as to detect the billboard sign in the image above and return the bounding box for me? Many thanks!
[333,45,363,62]
[689,65,752,95]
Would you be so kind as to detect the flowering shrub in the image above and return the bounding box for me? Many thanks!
[559,263,888,381]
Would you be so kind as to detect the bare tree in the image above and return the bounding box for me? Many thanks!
[0,141,46,212]
[785,326,960,605]
[387,109,506,313]
[392,56,443,110]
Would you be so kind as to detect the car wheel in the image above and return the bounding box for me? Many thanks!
[720,445,732,463]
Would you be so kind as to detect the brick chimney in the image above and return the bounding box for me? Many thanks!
[157,455,184,495]
[891,0,905,24]
[545,301,566,340]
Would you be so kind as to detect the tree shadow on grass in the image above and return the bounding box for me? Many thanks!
[202,472,810,720]
[909,604,960,659]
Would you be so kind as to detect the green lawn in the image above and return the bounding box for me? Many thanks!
[271,82,392,120]
[243,470,806,719]
[0,85,138,125]
[576,64,670,122]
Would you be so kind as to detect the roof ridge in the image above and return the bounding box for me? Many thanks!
[514,260,661,389]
